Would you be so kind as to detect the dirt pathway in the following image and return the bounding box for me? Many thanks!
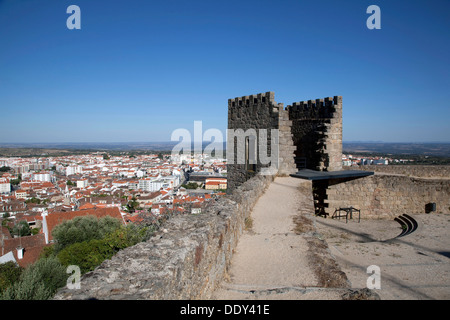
[212,176,364,300]
[212,176,449,300]
[315,212,450,299]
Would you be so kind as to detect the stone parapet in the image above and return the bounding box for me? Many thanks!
[351,165,450,179]
[54,174,274,300]
[323,173,450,219]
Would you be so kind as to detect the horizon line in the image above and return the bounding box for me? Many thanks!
[1,141,450,145]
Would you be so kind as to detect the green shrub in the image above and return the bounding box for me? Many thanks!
[0,261,23,293]
[103,224,150,251]
[57,238,115,274]
[52,215,122,252]
[57,224,150,275]
[1,257,67,300]
[11,220,31,237]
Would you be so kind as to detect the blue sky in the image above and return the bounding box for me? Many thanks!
[0,0,449,143]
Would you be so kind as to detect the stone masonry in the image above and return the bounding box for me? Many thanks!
[227,92,280,192]
[287,96,343,172]
[227,92,342,192]
[323,172,450,219]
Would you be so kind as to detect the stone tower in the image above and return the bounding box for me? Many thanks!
[287,96,343,172]
[227,92,342,192]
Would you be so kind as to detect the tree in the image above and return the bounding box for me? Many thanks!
[181,182,199,189]
[51,215,122,252]
[127,197,140,213]
[103,224,151,251]
[57,239,115,274]
[57,224,150,274]
[9,178,21,186]
[0,261,23,293]
[1,256,67,300]
[25,197,41,204]
[12,220,31,237]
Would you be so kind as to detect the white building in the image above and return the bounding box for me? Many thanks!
[77,178,89,189]
[0,178,10,194]
[66,165,83,176]
[161,175,181,188]
[372,159,389,165]
[139,178,167,192]
[32,171,52,182]
[0,159,9,167]
[342,159,352,166]
[136,169,145,178]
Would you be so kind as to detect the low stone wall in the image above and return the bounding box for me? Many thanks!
[324,174,450,219]
[348,165,450,179]
[54,174,274,300]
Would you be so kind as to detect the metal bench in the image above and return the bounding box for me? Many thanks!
[332,206,360,223]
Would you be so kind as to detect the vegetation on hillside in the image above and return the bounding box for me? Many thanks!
[0,216,154,300]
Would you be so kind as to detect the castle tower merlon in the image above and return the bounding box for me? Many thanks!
[229,91,276,108]
[333,96,342,106]
[315,98,324,108]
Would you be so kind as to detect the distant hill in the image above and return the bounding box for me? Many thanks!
[343,142,450,157]
[1,142,449,158]
[0,142,179,151]
[0,142,226,157]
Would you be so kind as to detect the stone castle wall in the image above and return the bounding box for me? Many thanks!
[353,165,450,179]
[277,106,298,176]
[323,173,450,219]
[54,174,274,300]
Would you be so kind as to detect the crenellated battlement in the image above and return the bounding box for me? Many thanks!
[228,91,343,190]
[284,95,342,172]
[228,91,275,108]
[286,96,342,118]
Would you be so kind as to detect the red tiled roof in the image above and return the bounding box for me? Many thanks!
[0,226,11,239]
[205,181,222,185]
[2,234,48,268]
[79,202,96,210]
[126,215,144,223]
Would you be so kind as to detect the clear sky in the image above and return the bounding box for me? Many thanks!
[0,0,449,143]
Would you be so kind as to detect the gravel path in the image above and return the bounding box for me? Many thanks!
[212,176,450,300]
[212,177,364,300]
[315,212,450,299]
